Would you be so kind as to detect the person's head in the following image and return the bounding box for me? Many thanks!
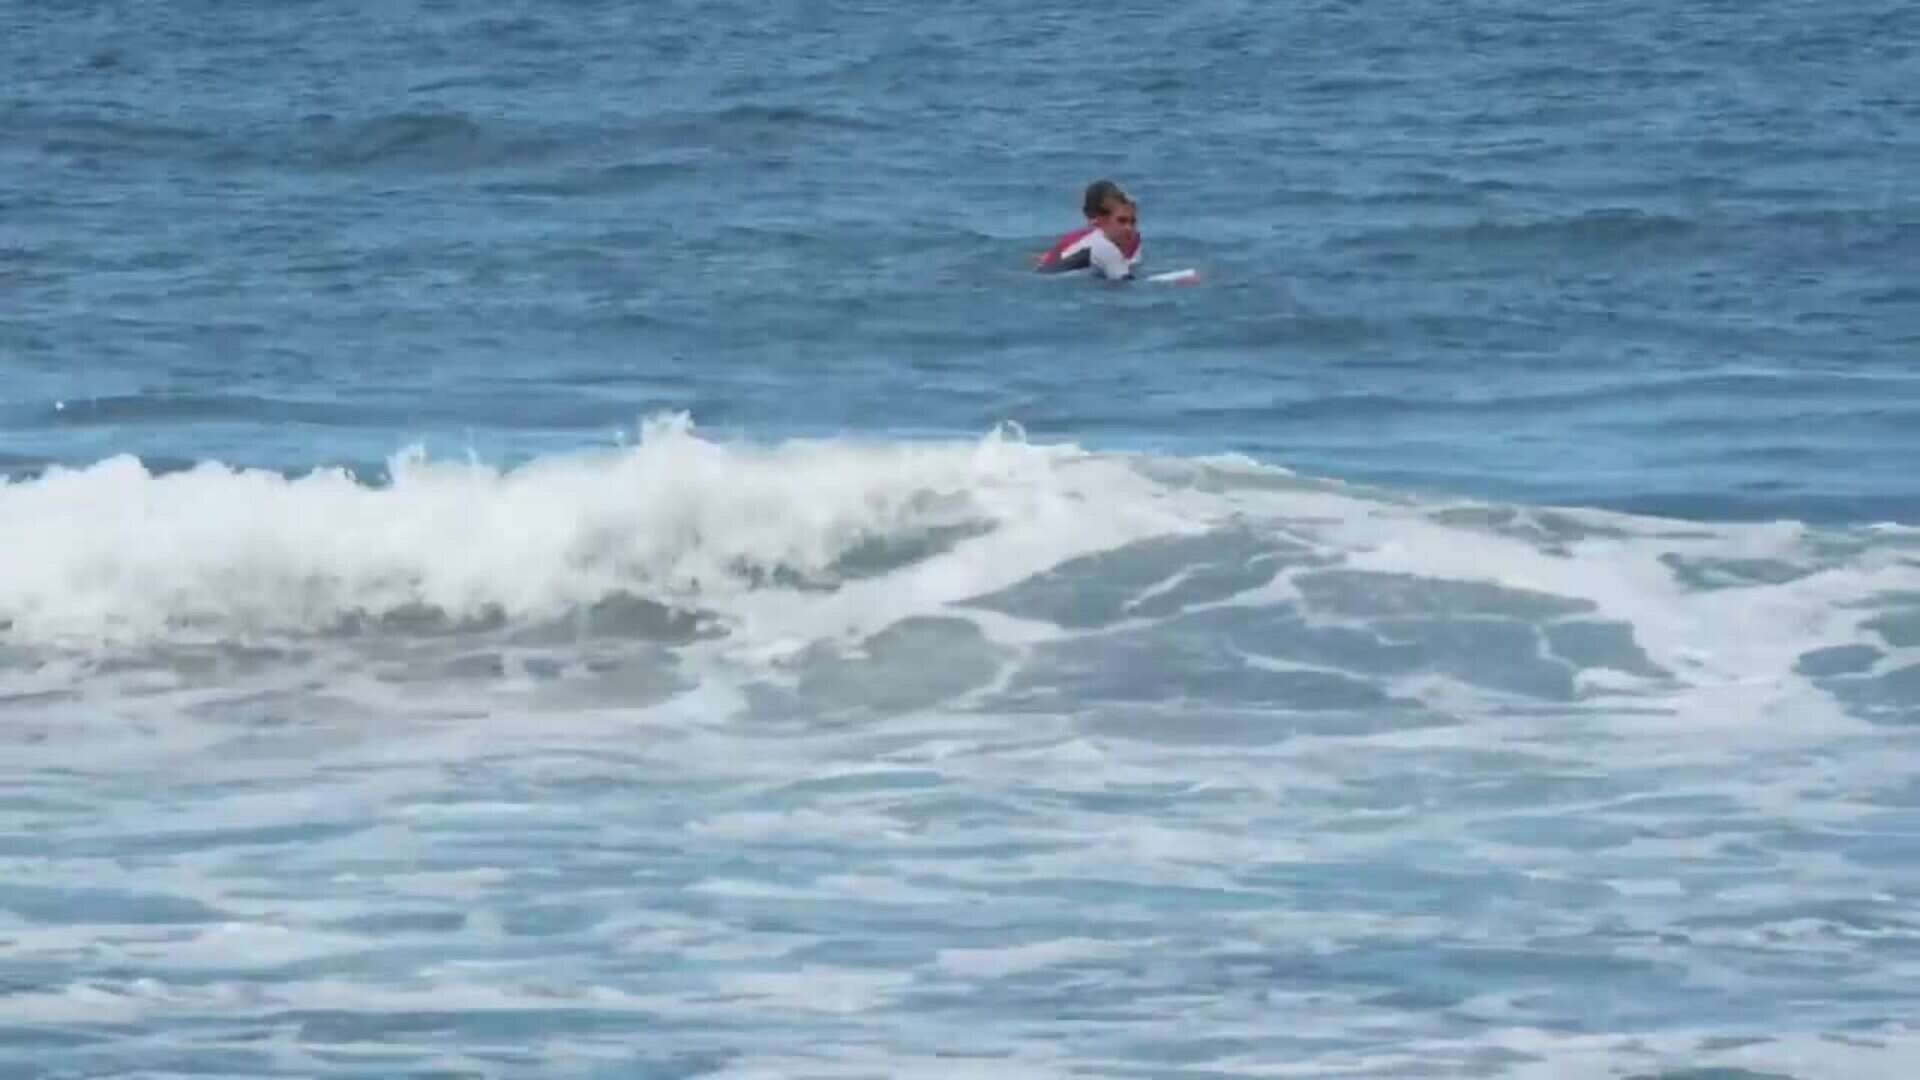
[1080,180,1138,247]
[1093,192,1138,249]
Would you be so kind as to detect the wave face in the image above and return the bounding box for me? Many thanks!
[7,422,1920,1077]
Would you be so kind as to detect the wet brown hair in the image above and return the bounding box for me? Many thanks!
[1082,179,1131,218]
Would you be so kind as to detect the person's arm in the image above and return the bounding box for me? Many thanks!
[1089,236,1133,281]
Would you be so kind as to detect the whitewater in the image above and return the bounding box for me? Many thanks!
[6,416,1920,1077]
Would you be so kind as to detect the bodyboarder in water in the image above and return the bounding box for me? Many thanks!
[1032,180,1200,284]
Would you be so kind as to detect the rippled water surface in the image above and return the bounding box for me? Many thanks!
[4,1,1919,1076]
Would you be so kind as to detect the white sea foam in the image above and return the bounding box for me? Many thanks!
[0,414,1191,646]
[2,413,1911,704]
[7,421,1920,1080]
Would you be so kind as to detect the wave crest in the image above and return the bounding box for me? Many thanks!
[0,415,1181,647]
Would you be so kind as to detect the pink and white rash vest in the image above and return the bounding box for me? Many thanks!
[1034,224,1141,280]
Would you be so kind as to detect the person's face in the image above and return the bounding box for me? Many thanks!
[1097,200,1138,247]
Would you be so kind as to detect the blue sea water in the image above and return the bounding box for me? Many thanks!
[4,1,1920,1076]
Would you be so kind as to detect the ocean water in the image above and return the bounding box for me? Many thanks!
[4,1,1920,1077]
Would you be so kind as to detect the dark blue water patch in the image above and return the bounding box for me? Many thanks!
[498,903,606,937]
[505,595,719,646]
[1542,621,1670,679]
[1628,1060,1804,1068]
[1172,311,1396,350]
[642,103,890,141]
[1863,284,1920,307]
[260,110,562,173]
[1863,608,1920,649]
[1122,606,1442,688]
[1427,503,1639,546]
[1076,697,1451,745]
[961,529,1315,630]
[1322,939,1677,1017]
[1294,569,1594,620]
[1828,819,1920,868]
[0,1025,122,1050]
[280,1007,666,1044]
[1200,923,1629,1009]
[579,1052,739,1080]
[999,876,1286,915]
[1337,754,1631,818]
[1683,896,1920,938]
[987,606,1466,722]
[325,910,469,935]
[0,450,55,478]
[478,160,698,199]
[1475,814,1648,851]
[6,104,560,175]
[0,1042,282,1077]
[0,884,229,925]
[6,107,216,168]
[1326,208,1706,262]
[1820,657,1920,722]
[0,821,365,859]
[1600,404,1920,448]
[1600,492,1920,527]
[896,974,1177,1029]
[458,12,568,50]
[757,768,947,803]
[18,392,396,430]
[1603,792,1749,819]
[1381,616,1582,700]
[1796,644,1884,678]
[1659,553,1819,592]
[1210,373,1920,430]
[827,521,999,584]
[774,931,946,974]
[1062,1034,1280,1071]
[750,617,1013,719]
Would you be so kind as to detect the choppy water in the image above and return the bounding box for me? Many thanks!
[4,1,1920,1077]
